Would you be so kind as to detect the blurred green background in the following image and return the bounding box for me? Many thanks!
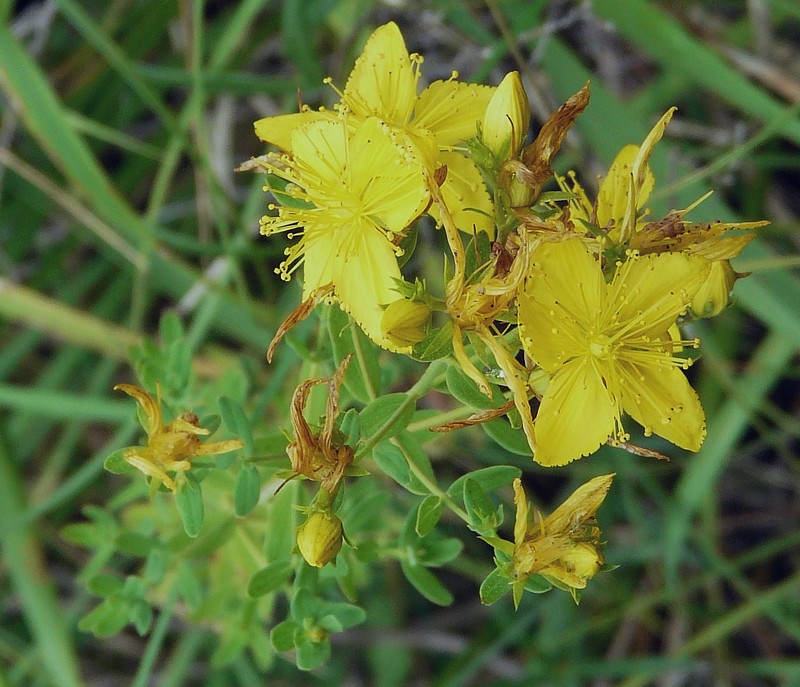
[1,0,799,685]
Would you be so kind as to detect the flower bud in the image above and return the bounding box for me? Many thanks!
[482,72,530,160]
[690,260,737,318]
[297,511,343,568]
[381,299,431,348]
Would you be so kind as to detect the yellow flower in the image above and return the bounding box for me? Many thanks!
[114,384,242,493]
[260,117,428,351]
[254,22,495,236]
[509,475,613,606]
[518,238,710,466]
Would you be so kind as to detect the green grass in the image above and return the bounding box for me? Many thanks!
[1,1,799,685]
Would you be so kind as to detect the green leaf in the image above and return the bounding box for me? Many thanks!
[400,562,453,606]
[247,560,293,598]
[270,620,298,653]
[359,393,415,443]
[295,633,331,671]
[480,567,511,605]
[415,496,443,537]
[103,447,137,475]
[482,419,531,456]
[218,396,253,458]
[340,408,361,446]
[60,522,104,548]
[290,588,319,623]
[394,432,437,490]
[415,536,463,567]
[525,574,553,594]
[86,573,123,597]
[411,320,454,362]
[115,532,159,557]
[327,307,382,403]
[372,442,410,488]
[143,548,167,584]
[463,478,497,530]
[447,465,521,498]
[445,362,504,410]
[233,463,261,517]
[318,602,366,632]
[129,599,153,635]
[176,561,202,612]
[175,474,204,538]
[79,598,130,637]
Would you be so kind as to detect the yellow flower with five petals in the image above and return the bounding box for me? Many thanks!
[518,238,710,466]
[255,21,495,236]
[260,117,429,351]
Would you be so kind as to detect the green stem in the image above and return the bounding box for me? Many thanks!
[350,319,378,401]
[392,434,469,523]
[131,585,179,687]
[356,360,448,458]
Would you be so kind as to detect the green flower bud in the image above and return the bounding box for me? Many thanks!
[297,511,343,568]
[482,72,530,160]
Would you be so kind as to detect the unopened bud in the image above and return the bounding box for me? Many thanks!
[297,511,343,568]
[691,260,737,318]
[381,299,431,347]
[561,542,604,582]
[482,72,530,160]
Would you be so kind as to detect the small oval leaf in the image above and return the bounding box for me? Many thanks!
[247,560,293,598]
[175,474,204,538]
[415,496,443,537]
[234,464,261,516]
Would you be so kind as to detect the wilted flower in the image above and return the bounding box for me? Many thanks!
[509,474,614,606]
[284,356,354,495]
[114,384,242,493]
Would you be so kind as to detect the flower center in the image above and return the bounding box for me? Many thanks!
[589,334,613,359]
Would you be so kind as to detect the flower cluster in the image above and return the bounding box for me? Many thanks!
[253,22,765,599]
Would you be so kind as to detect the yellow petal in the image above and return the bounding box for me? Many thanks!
[596,145,645,230]
[512,478,529,546]
[519,239,603,369]
[348,118,428,231]
[414,79,495,148]
[544,474,614,534]
[618,361,706,451]
[290,120,348,188]
[342,22,419,126]
[254,110,332,150]
[606,251,709,340]
[427,151,494,236]
[534,357,618,467]
[332,225,407,352]
[301,232,337,299]
[114,384,162,436]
